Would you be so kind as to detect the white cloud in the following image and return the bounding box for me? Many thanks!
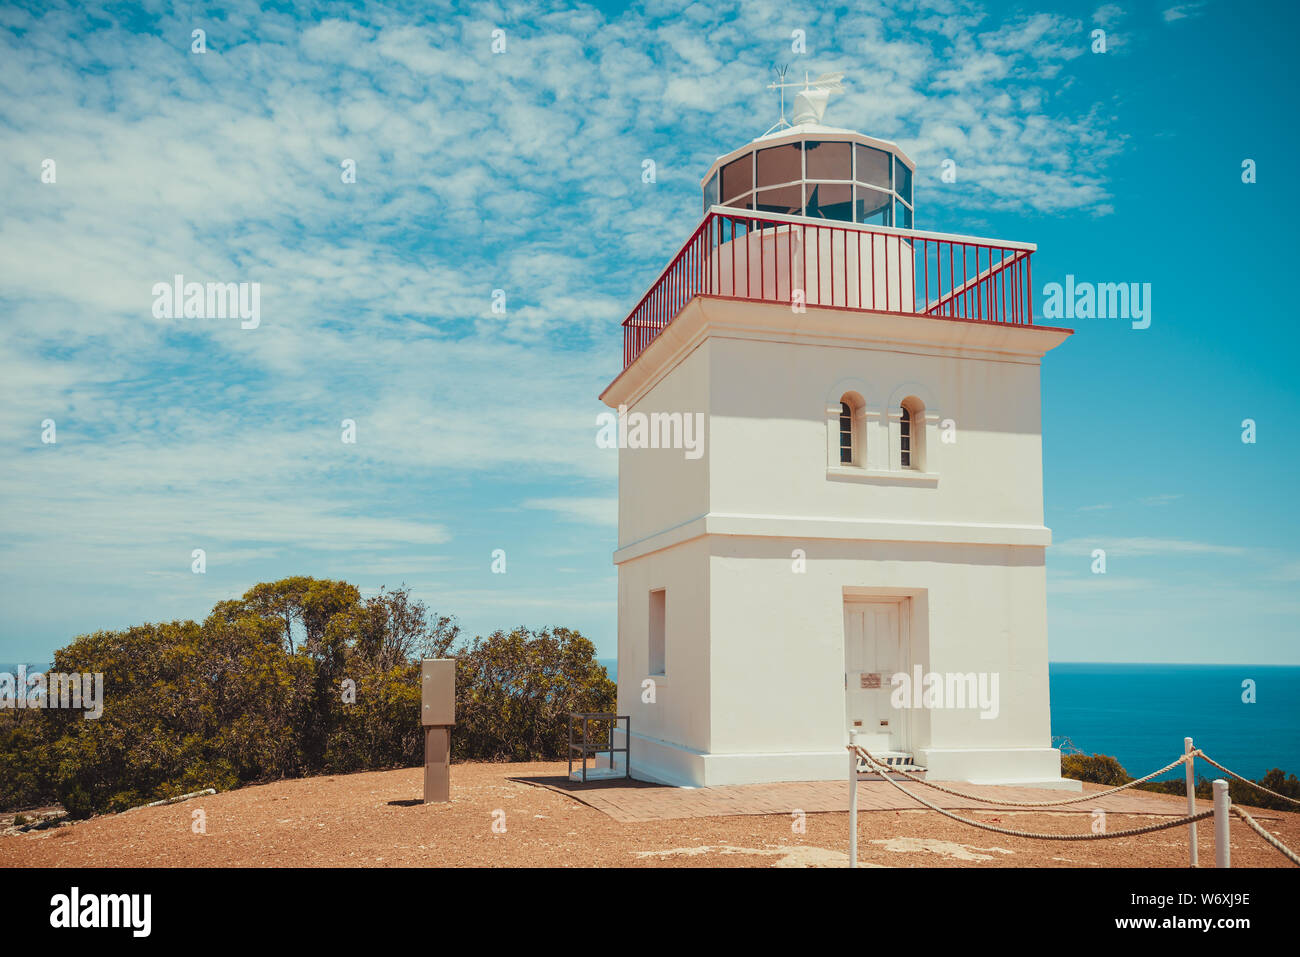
[1053,537,1250,558]
[1093,4,1126,29]
[1267,560,1300,583]
[0,0,1136,653]
[523,497,618,526]
[1163,3,1208,22]
[1140,493,1183,506]
[1047,575,1157,594]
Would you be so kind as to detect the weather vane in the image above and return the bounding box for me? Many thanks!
[765,67,846,135]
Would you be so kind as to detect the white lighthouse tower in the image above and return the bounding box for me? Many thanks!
[600,75,1074,789]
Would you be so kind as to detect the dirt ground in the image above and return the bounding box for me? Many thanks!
[2,761,1296,868]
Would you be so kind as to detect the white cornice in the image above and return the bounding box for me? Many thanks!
[611,512,1053,564]
[600,297,1072,409]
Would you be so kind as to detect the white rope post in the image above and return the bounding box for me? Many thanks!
[1213,779,1231,869]
[1184,737,1198,867]
[848,729,858,869]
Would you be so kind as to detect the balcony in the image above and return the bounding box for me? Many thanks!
[620,206,1035,369]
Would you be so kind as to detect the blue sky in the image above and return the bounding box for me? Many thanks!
[1,0,1296,665]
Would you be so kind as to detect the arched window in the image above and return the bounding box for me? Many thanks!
[836,393,865,466]
[900,404,912,468]
[899,397,924,470]
[826,384,870,472]
[839,402,853,464]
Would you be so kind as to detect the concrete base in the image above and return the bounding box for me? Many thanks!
[627,732,846,787]
[915,746,1078,789]
[622,730,1077,790]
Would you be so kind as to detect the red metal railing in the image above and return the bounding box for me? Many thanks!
[620,208,1035,369]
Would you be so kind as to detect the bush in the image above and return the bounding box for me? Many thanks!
[0,710,56,811]
[1241,768,1300,811]
[1061,750,1299,813]
[1136,768,1300,812]
[1,578,613,816]
[453,627,616,762]
[1061,752,1131,786]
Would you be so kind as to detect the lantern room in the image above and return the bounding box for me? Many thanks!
[702,127,916,229]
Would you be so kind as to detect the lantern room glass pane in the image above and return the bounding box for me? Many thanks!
[895,199,913,229]
[854,144,891,190]
[895,160,913,206]
[704,172,719,210]
[806,182,852,221]
[755,184,803,216]
[855,185,891,226]
[805,140,851,180]
[720,155,753,202]
[756,143,802,188]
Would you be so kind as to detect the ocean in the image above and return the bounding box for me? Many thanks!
[595,659,1300,781]
[1048,663,1299,781]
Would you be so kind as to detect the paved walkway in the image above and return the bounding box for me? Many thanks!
[512,774,1231,824]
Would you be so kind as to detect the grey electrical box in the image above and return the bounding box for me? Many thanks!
[421,658,456,727]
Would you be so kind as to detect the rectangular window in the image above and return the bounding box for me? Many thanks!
[806,182,853,222]
[854,143,891,190]
[805,140,851,180]
[756,143,802,188]
[755,184,803,216]
[855,185,891,226]
[704,172,719,211]
[720,155,753,204]
[900,409,912,468]
[895,159,913,207]
[649,589,666,676]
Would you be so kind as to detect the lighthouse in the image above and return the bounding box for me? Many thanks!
[600,74,1074,789]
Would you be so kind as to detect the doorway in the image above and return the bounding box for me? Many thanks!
[843,598,910,753]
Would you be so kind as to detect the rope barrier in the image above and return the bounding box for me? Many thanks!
[851,744,1188,808]
[1198,751,1300,807]
[1230,806,1300,867]
[847,741,1300,867]
[849,745,1214,842]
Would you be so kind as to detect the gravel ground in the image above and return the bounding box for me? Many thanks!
[2,761,1296,868]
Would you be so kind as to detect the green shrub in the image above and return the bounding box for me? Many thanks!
[2,578,613,817]
[1061,752,1131,786]
[1062,750,1299,813]
[453,627,616,762]
[0,710,56,811]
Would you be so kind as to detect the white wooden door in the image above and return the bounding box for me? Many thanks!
[844,600,906,752]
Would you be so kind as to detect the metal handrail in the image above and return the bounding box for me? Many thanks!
[619,207,1037,369]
